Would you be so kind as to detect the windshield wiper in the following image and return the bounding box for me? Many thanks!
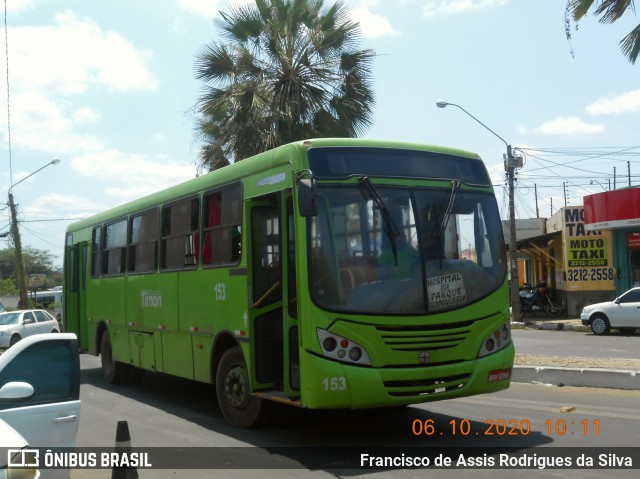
[441,180,461,233]
[359,176,402,266]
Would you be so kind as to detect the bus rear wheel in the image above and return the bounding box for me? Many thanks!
[216,346,265,428]
[100,329,131,384]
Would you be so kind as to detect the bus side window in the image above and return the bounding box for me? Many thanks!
[91,226,101,278]
[129,209,159,273]
[203,184,242,266]
[161,198,199,270]
[102,219,127,276]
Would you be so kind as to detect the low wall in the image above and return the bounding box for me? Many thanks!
[557,289,616,317]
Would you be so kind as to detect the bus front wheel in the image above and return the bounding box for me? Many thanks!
[216,346,264,428]
[100,329,131,384]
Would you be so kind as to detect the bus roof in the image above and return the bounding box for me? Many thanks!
[66,138,481,233]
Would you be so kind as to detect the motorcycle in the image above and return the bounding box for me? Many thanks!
[519,281,563,318]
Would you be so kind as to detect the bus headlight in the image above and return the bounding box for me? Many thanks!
[477,321,511,358]
[316,329,372,366]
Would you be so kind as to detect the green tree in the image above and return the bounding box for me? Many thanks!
[0,277,17,296]
[566,0,640,64]
[0,247,61,291]
[194,0,375,171]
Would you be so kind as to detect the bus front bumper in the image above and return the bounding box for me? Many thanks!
[300,342,515,409]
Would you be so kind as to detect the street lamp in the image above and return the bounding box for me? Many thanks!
[436,101,522,321]
[8,158,61,308]
[589,179,608,191]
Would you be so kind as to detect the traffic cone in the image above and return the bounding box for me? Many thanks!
[112,420,138,479]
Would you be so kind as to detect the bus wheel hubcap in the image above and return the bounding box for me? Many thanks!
[225,366,249,409]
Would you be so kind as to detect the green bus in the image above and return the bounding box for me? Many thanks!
[64,138,514,427]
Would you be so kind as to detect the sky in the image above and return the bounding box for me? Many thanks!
[1,0,639,268]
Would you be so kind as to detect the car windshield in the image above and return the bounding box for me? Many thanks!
[0,313,20,325]
[619,288,640,303]
[308,184,506,315]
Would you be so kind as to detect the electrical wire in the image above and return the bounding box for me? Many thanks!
[3,0,12,186]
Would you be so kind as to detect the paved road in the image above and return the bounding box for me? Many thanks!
[74,354,640,479]
[511,329,640,360]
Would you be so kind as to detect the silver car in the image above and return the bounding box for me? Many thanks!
[0,310,60,349]
[580,287,640,335]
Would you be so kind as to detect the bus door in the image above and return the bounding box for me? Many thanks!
[64,240,88,346]
[248,191,300,398]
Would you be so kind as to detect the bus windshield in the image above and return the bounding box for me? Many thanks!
[308,184,506,315]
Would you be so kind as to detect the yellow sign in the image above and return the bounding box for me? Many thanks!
[567,237,608,267]
[563,207,614,290]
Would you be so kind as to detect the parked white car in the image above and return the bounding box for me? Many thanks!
[580,287,640,335]
[0,333,81,479]
[0,310,60,349]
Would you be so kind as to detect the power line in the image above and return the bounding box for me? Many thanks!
[19,218,79,223]
[3,0,13,185]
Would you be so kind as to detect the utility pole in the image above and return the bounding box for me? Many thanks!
[8,193,29,308]
[534,184,539,218]
[7,158,61,308]
[436,101,521,321]
[505,145,521,321]
[629,161,631,187]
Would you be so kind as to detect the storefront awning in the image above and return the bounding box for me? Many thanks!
[584,187,640,230]
[510,231,562,268]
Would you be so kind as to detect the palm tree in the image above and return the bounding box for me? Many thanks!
[194,0,375,171]
[567,0,640,64]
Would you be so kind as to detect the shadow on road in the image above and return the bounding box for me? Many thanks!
[80,353,552,472]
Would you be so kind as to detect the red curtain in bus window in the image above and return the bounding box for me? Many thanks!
[203,194,220,264]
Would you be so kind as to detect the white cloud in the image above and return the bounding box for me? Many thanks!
[70,150,196,200]
[177,0,224,17]
[72,107,100,125]
[534,116,605,135]
[487,161,506,184]
[7,0,35,13]
[3,11,157,95]
[2,93,105,154]
[173,16,185,33]
[423,0,509,18]
[5,0,35,13]
[24,193,105,221]
[0,11,159,157]
[350,6,400,38]
[586,90,640,116]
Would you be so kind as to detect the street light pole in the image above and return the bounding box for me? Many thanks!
[436,101,521,321]
[8,158,61,308]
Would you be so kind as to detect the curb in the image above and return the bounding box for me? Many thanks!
[511,321,590,332]
[512,365,640,390]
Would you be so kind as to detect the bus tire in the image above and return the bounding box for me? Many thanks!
[216,346,264,428]
[100,329,131,384]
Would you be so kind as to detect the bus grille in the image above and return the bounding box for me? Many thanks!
[376,320,476,352]
[384,373,470,397]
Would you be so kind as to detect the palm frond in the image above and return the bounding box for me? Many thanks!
[620,23,640,63]
[193,0,376,171]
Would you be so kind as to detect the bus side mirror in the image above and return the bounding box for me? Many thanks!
[298,178,318,217]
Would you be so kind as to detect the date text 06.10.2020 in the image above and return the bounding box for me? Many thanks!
[411,419,601,437]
